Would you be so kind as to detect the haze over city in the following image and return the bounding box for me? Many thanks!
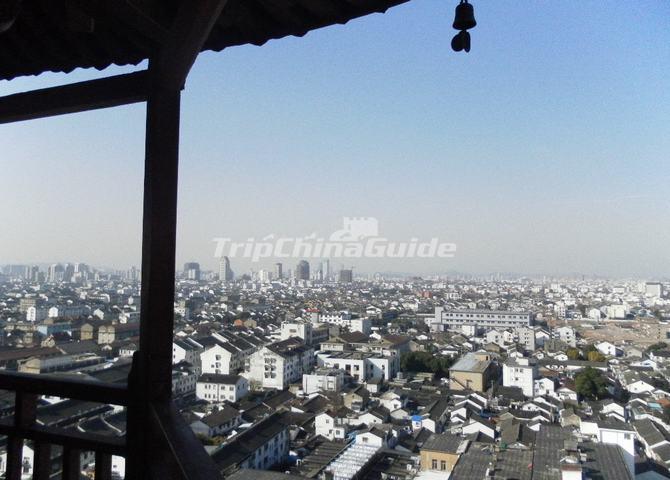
[1,1,668,277]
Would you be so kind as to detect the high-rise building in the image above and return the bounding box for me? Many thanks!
[274,262,283,280]
[646,282,663,298]
[339,269,353,283]
[219,256,233,282]
[29,265,38,282]
[296,260,310,281]
[322,259,330,281]
[63,263,75,282]
[126,266,140,282]
[47,263,64,283]
[183,262,201,280]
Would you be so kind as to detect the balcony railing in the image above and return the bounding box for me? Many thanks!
[0,369,221,480]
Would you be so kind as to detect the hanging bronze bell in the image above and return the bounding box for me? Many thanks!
[452,0,476,31]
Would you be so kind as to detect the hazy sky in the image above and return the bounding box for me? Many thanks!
[1,1,669,278]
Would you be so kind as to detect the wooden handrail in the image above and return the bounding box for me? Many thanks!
[0,370,218,479]
[0,370,129,405]
[0,371,128,479]
[0,418,126,455]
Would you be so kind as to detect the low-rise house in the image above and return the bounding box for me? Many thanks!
[196,373,249,403]
[211,412,291,474]
[635,419,670,468]
[343,386,370,411]
[189,405,242,438]
[534,377,556,397]
[419,433,466,474]
[416,398,450,433]
[97,323,139,344]
[356,427,393,448]
[461,415,496,439]
[596,341,624,357]
[302,368,344,395]
[315,410,348,440]
[449,352,495,393]
[580,418,635,475]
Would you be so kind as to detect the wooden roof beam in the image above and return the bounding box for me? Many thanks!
[0,70,150,124]
[152,0,229,91]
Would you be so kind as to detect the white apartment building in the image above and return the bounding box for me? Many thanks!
[502,357,537,397]
[316,311,372,335]
[172,337,204,370]
[48,305,87,318]
[302,368,345,395]
[172,362,198,397]
[554,326,577,347]
[280,319,313,345]
[246,338,314,390]
[196,373,249,403]
[516,327,536,351]
[428,307,534,332]
[316,351,399,382]
[200,340,239,375]
[199,330,265,375]
[646,282,663,298]
[26,306,47,322]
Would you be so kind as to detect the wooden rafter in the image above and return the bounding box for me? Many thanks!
[0,71,149,124]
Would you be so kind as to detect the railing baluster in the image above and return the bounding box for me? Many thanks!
[6,392,37,480]
[33,442,52,480]
[62,446,82,480]
[5,436,24,480]
[95,451,113,480]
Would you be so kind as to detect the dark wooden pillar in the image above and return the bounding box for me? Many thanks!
[138,61,182,402]
[127,61,182,480]
[127,3,228,478]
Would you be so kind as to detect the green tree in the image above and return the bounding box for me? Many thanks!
[647,342,668,353]
[400,351,433,372]
[652,377,670,392]
[575,367,608,400]
[400,352,454,378]
[587,351,606,362]
[566,348,581,360]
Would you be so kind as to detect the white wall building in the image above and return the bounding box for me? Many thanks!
[196,373,249,403]
[316,351,399,382]
[502,357,537,397]
[246,338,314,390]
[302,368,345,395]
[280,320,313,345]
[429,307,534,332]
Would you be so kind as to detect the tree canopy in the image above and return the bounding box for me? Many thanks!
[647,342,668,353]
[400,351,454,378]
[574,367,608,400]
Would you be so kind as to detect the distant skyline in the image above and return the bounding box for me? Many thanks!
[1,1,669,278]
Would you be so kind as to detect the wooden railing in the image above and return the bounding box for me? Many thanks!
[0,371,128,480]
[0,370,222,480]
